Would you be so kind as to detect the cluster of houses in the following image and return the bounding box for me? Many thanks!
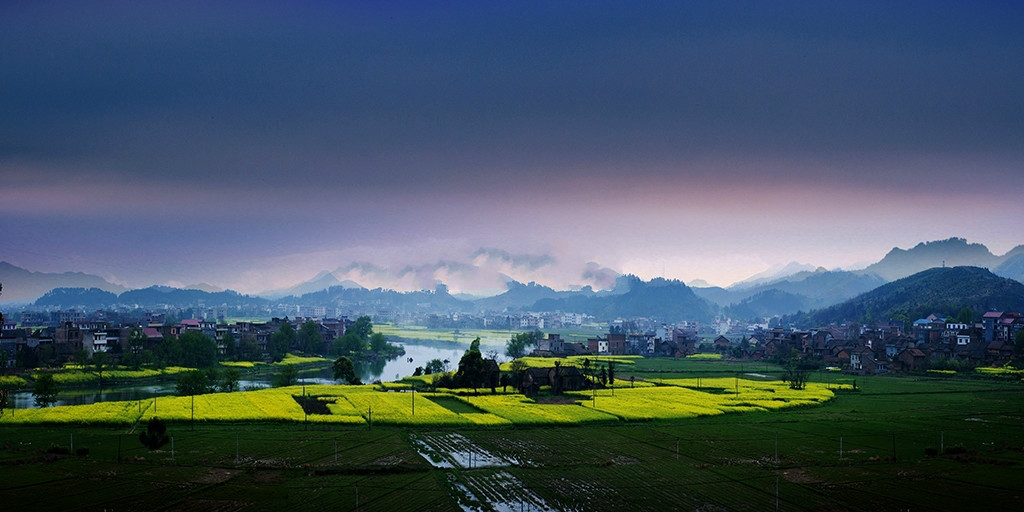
[738,311,1022,374]
[0,314,352,368]
[529,312,1024,374]
[419,311,591,330]
[4,303,1022,376]
[528,324,704,360]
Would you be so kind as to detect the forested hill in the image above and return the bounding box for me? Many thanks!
[34,286,266,309]
[533,276,716,323]
[783,266,1024,328]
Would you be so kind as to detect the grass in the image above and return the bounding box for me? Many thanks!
[2,373,1022,511]
[3,360,1023,511]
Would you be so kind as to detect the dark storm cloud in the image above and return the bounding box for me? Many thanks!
[4,1,1022,194]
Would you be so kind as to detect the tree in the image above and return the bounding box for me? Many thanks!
[273,364,298,387]
[349,316,374,341]
[176,370,210,396]
[469,337,481,353]
[1012,330,1024,368]
[334,331,366,356]
[333,356,361,384]
[509,358,527,378]
[608,361,615,386]
[178,330,219,368]
[73,348,89,368]
[269,322,296,361]
[369,332,388,353]
[239,338,261,361]
[92,351,108,389]
[221,332,237,360]
[138,417,170,450]
[956,307,974,324]
[0,377,15,418]
[156,336,181,368]
[551,360,563,394]
[425,358,446,374]
[298,320,323,355]
[126,327,146,370]
[782,359,816,390]
[456,344,486,391]
[506,331,537,359]
[33,373,59,407]
[220,367,241,392]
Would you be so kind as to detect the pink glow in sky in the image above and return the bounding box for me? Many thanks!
[2,2,1022,295]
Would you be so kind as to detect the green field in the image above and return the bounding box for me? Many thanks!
[375,323,601,348]
[2,358,1023,510]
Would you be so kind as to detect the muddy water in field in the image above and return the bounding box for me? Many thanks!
[458,471,558,512]
[410,432,508,469]
[411,433,557,511]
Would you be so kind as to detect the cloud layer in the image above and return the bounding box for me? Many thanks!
[2,2,1022,293]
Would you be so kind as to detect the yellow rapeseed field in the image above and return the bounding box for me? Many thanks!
[1,376,838,426]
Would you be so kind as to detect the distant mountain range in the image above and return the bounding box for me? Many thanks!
[533,276,717,323]
[728,261,820,290]
[259,270,364,299]
[3,238,1023,323]
[783,266,1024,328]
[33,285,264,309]
[857,238,1024,281]
[694,269,886,319]
[0,262,126,304]
[692,238,1023,320]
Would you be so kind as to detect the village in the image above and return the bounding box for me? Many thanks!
[3,306,1021,377]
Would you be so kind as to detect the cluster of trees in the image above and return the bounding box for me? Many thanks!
[577,357,615,389]
[411,357,450,377]
[174,366,243,396]
[408,332,545,393]
[329,317,404,385]
[505,330,540,359]
[331,316,403,359]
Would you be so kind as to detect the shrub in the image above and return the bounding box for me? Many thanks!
[139,417,170,450]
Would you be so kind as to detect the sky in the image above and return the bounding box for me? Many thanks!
[2,1,1023,296]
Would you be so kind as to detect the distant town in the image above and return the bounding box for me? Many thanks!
[2,303,1021,377]
[2,237,1023,375]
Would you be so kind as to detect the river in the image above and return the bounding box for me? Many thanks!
[10,340,471,409]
